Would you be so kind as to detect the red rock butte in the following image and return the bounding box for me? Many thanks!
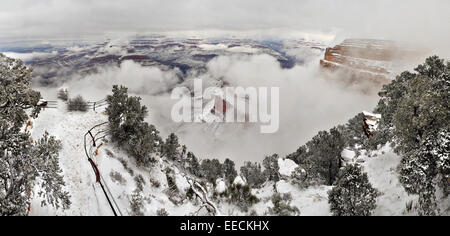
[320,39,429,85]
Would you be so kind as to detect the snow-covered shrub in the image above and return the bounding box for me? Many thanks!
[225,183,259,212]
[149,177,161,188]
[328,164,378,216]
[290,167,309,188]
[134,174,146,192]
[156,208,169,216]
[110,171,127,185]
[67,95,88,112]
[165,168,183,204]
[267,193,300,216]
[129,190,144,216]
[118,158,134,176]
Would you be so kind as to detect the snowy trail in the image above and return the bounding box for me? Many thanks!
[29,103,112,215]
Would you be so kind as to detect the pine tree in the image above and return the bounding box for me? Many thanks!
[328,165,377,216]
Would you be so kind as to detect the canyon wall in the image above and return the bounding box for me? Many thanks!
[320,39,429,85]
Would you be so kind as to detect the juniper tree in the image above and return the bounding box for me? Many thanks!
[263,154,280,182]
[240,162,265,188]
[226,183,259,212]
[161,133,182,161]
[0,53,41,129]
[393,56,450,215]
[0,54,70,215]
[106,85,148,145]
[128,123,162,167]
[200,159,223,183]
[222,158,237,185]
[184,151,201,177]
[328,165,377,216]
[306,128,344,185]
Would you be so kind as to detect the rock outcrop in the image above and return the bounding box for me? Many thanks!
[320,39,429,84]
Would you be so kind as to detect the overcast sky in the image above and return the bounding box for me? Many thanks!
[1,0,449,52]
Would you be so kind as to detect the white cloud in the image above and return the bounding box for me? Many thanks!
[1,0,449,56]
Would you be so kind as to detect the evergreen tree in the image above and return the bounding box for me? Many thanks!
[200,159,222,183]
[226,183,259,212]
[393,56,449,215]
[184,151,201,177]
[106,85,148,145]
[222,158,237,185]
[263,154,280,182]
[162,133,182,161]
[306,128,344,185]
[128,123,161,167]
[240,162,266,188]
[0,53,41,129]
[0,53,70,215]
[328,165,377,216]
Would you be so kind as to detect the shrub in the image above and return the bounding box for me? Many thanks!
[57,88,69,101]
[156,208,169,216]
[67,95,88,112]
[226,184,259,212]
[129,190,144,216]
[267,193,300,216]
[110,171,127,185]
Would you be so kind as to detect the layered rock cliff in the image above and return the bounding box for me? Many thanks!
[320,39,429,84]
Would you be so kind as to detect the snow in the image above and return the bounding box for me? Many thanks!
[360,145,416,215]
[341,148,356,165]
[215,179,227,194]
[25,88,448,216]
[27,90,199,216]
[278,158,298,177]
[233,176,246,186]
[363,111,382,119]
[276,180,331,216]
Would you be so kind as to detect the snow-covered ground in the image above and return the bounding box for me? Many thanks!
[26,89,449,216]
